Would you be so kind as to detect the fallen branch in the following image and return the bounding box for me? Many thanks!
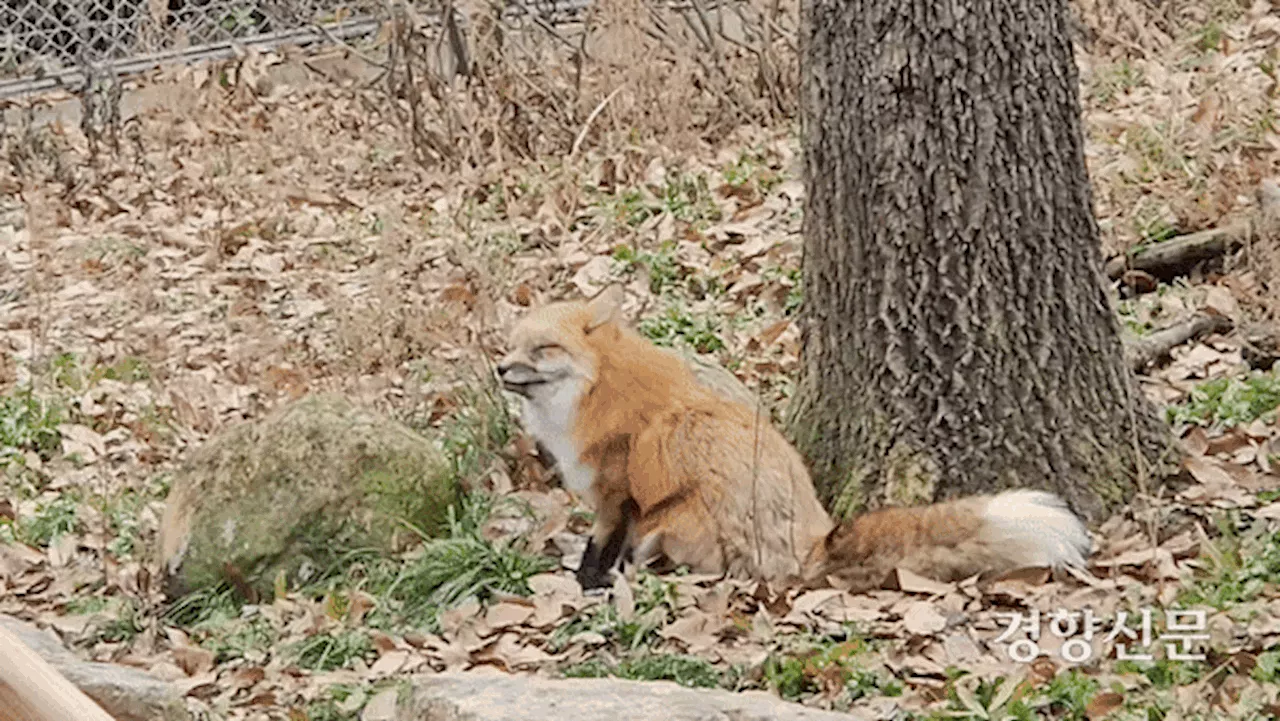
[0,623,118,721]
[1125,313,1234,373]
[1104,218,1252,281]
[1106,179,1280,281]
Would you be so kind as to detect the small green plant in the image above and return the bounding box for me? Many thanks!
[14,493,80,547]
[433,379,515,485]
[761,630,900,706]
[92,486,155,559]
[1178,516,1280,610]
[1253,649,1280,683]
[198,614,278,663]
[1166,371,1280,429]
[93,599,147,644]
[657,173,722,224]
[289,630,374,671]
[1115,658,1205,690]
[1120,124,1183,183]
[721,150,783,194]
[551,572,680,652]
[592,172,721,229]
[1196,21,1224,53]
[1115,299,1154,337]
[612,242,682,295]
[299,490,554,632]
[0,388,62,466]
[637,306,725,354]
[1135,216,1178,246]
[302,683,368,721]
[1090,60,1145,106]
[96,356,151,384]
[934,673,1039,721]
[164,583,243,628]
[387,494,555,626]
[1041,670,1100,721]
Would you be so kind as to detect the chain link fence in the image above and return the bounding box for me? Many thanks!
[3,1,365,72]
[0,0,595,98]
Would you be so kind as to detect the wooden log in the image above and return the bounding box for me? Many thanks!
[0,623,117,721]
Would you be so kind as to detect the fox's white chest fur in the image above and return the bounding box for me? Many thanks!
[519,379,598,505]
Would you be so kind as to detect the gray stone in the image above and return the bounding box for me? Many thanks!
[156,393,458,600]
[394,671,868,721]
[1,615,190,721]
[679,350,763,412]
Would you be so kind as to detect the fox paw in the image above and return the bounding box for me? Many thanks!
[575,564,614,592]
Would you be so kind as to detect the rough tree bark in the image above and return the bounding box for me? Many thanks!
[786,0,1178,522]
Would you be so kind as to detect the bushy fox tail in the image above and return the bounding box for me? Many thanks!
[977,489,1091,569]
[805,489,1092,593]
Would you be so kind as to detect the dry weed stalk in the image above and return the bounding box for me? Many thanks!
[383,0,800,171]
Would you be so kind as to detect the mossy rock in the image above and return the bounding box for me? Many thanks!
[676,349,760,411]
[156,393,457,601]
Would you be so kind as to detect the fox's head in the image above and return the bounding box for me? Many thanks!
[497,285,624,402]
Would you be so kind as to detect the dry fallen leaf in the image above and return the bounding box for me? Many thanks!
[172,645,216,676]
[485,601,535,630]
[901,602,948,637]
[1085,691,1125,720]
[885,568,956,596]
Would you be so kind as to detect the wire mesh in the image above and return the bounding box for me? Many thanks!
[0,0,395,80]
[0,0,599,95]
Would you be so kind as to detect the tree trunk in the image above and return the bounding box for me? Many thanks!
[787,0,1178,523]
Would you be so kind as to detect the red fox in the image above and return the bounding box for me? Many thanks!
[497,286,1091,591]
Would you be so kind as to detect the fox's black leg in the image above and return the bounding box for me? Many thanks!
[576,520,629,590]
[576,499,637,590]
[576,536,607,589]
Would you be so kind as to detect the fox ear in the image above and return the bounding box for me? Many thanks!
[585,284,624,332]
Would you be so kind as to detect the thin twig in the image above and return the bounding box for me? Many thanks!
[569,84,624,159]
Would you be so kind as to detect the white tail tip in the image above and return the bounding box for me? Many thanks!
[981,490,1092,569]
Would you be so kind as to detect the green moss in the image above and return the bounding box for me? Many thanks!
[160,394,460,601]
[881,441,939,507]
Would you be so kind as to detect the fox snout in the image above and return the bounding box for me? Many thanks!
[497,358,546,397]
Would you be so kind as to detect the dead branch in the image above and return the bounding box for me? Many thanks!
[1105,219,1253,281]
[1125,313,1234,373]
[0,623,118,721]
[1106,180,1280,281]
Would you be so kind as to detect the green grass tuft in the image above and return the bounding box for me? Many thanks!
[0,387,63,467]
[289,630,374,671]
[382,493,555,627]
[563,653,725,689]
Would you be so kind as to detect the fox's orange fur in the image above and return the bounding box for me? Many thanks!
[498,287,1092,591]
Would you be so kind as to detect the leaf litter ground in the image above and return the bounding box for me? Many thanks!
[3,1,1280,719]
